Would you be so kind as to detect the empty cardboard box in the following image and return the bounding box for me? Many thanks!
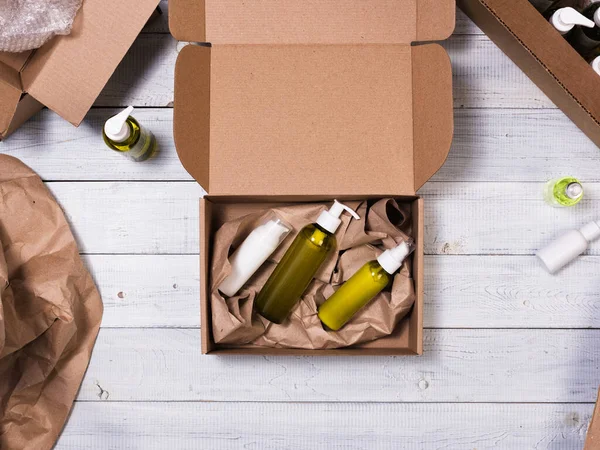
[458,0,600,149]
[170,0,455,355]
[0,0,160,140]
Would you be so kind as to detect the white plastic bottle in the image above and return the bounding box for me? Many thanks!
[548,7,595,35]
[537,220,600,273]
[218,216,292,297]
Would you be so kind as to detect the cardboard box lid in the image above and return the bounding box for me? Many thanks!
[0,0,159,136]
[170,0,455,44]
[171,1,454,196]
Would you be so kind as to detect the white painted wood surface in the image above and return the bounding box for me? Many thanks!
[1,4,600,449]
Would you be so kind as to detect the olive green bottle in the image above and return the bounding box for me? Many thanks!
[103,106,157,162]
[255,201,359,324]
[318,241,412,331]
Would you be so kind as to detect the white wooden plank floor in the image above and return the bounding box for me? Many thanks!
[1,4,600,449]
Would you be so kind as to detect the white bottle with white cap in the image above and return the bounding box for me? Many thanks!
[218,217,292,297]
[537,220,600,273]
[103,106,157,162]
[548,7,595,35]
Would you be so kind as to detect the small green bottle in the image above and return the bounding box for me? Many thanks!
[544,176,584,207]
[103,106,157,162]
[318,241,412,331]
[255,201,359,324]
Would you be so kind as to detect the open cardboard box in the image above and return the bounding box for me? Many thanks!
[458,0,600,149]
[170,0,455,355]
[0,0,160,140]
[586,388,600,449]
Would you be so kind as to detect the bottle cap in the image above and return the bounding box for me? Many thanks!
[377,241,414,275]
[550,7,595,33]
[316,200,360,234]
[594,8,600,26]
[261,218,292,244]
[565,182,583,200]
[537,221,600,273]
[591,56,600,76]
[104,106,134,142]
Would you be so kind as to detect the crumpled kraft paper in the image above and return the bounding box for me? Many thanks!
[0,155,103,450]
[210,199,414,349]
[0,0,83,52]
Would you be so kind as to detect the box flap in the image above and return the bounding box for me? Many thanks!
[0,61,23,137]
[176,44,427,196]
[412,44,454,191]
[0,51,32,72]
[170,0,455,44]
[20,0,160,126]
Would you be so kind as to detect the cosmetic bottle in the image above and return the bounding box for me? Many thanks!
[537,220,600,273]
[545,6,595,35]
[218,216,292,297]
[318,241,414,331]
[543,176,584,207]
[255,201,360,324]
[103,106,157,162]
[569,3,600,56]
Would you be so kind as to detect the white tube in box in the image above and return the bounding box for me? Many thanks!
[218,215,292,297]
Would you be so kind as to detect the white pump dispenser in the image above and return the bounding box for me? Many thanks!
[377,241,413,274]
[591,56,600,76]
[316,200,360,234]
[550,7,595,34]
[537,220,600,273]
[104,106,134,142]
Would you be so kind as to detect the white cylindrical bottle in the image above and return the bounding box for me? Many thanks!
[537,220,600,273]
[218,216,292,297]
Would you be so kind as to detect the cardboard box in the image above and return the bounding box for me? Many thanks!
[458,0,600,149]
[0,0,160,140]
[586,388,600,449]
[170,0,455,355]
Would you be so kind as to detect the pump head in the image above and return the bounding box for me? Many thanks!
[377,241,414,274]
[592,56,600,76]
[550,7,595,34]
[316,200,360,234]
[104,106,135,143]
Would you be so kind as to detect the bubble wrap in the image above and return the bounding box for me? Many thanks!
[0,0,83,52]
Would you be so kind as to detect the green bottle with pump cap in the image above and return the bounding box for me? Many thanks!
[255,200,360,324]
[103,106,157,162]
[318,241,413,331]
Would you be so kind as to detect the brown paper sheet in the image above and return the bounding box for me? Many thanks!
[0,155,103,450]
[210,199,415,349]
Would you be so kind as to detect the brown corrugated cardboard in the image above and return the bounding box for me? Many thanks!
[0,0,160,140]
[170,0,455,355]
[458,0,600,148]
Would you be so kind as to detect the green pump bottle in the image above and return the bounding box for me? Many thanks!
[255,201,359,324]
[318,241,413,331]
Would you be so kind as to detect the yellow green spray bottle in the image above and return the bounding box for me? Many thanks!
[103,106,157,162]
[255,200,360,324]
[318,241,414,331]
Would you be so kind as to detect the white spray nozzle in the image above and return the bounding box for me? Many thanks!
[537,221,600,274]
[594,8,600,26]
[591,56,600,76]
[104,106,134,142]
[316,200,360,234]
[550,7,595,34]
[377,241,414,275]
